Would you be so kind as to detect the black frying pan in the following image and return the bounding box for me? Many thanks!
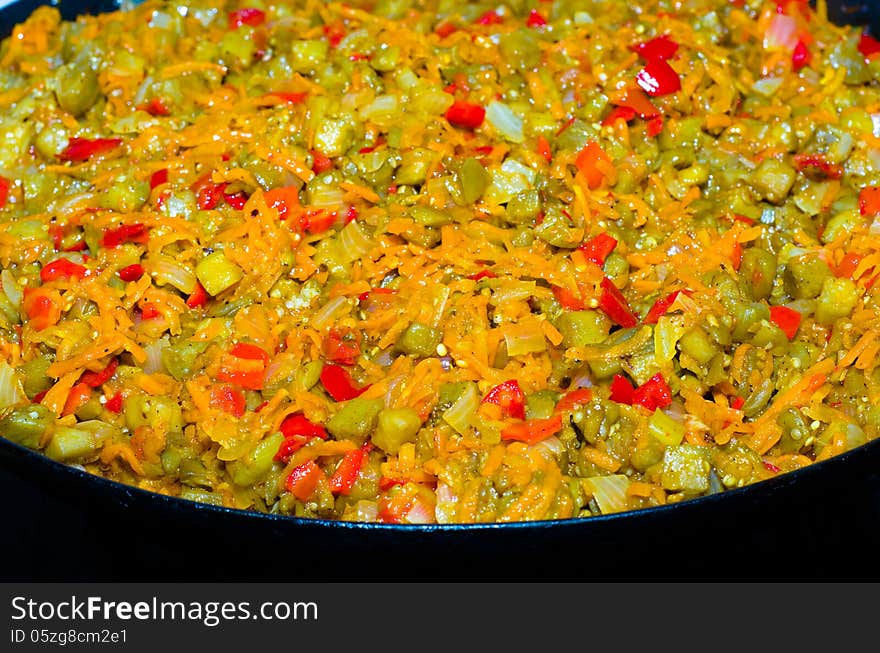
[2,0,880,581]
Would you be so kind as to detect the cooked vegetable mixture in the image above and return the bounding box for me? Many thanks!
[0,0,879,523]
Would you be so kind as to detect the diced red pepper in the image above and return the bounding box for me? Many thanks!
[445,101,485,130]
[602,106,637,127]
[264,185,301,220]
[224,191,249,210]
[525,9,548,28]
[265,91,307,104]
[0,175,10,208]
[40,258,87,282]
[574,141,613,189]
[80,358,118,388]
[636,59,681,97]
[858,187,880,216]
[468,269,497,281]
[286,461,325,501]
[646,116,664,137]
[273,437,309,463]
[280,413,327,440]
[217,342,269,390]
[323,22,346,48]
[139,303,161,320]
[858,32,880,60]
[763,460,781,474]
[22,289,60,331]
[320,364,369,401]
[58,137,122,162]
[642,290,687,324]
[598,277,638,328]
[500,415,563,445]
[378,477,408,491]
[536,135,552,163]
[344,206,358,224]
[229,7,265,29]
[323,327,362,366]
[210,384,246,417]
[555,388,593,414]
[631,373,673,411]
[63,382,92,417]
[118,263,144,282]
[609,374,636,404]
[310,149,334,174]
[793,154,843,180]
[102,223,148,248]
[730,396,745,411]
[297,208,337,234]
[434,21,458,38]
[192,173,228,210]
[579,232,618,267]
[792,40,810,70]
[150,169,168,189]
[475,10,503,25]
[769,305,802,340]
[613,87,660,119]
[186,282,208,308]
[630,34,679,61]
[105,391,124,414]
[328,445,369,495]
[552,285,586,310]
[481,379,526,420]
[141,97,171,116]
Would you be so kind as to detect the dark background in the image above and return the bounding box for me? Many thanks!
[2,0,880,582]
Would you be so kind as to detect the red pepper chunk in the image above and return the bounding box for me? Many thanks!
[310,149,334,174]
[40,258,87,282]
[286,461,325,501]
[574,141,613,189]
[229,7,265,29]
[631,34,679,61]
[210,385,246,418]
[192,174,228,210]
[482,380,526,420]
[602,106,637,127]
[858,32,880,60]
[642,290,686,324]
[150,169,168,190]
[80,358,118,388]
[265,91,307,104]
[280,413,327,440]
[631,373,673,411]
[609,374,635,404]
[324,327,361,366]
[320,364,369,401]
[475,10,503,25]
[598,277,638,328]
[792,40,810,70]
[328,445,369,495]
[22,289,60,331]
[614,87,660,120]
[224,191,249,210]
[859,187,880,216]
[769,305,802,340]
[500,415,563,445]
[525,10,548,28]
[730,396,745,411]
[0,175,10,208]
[636,59,681,97]
[118,264,144,282]
[579,232,618,267]
[58,137,122,162]
[217,343,269,390]
[555,388,593,414]
[63,383,92,417]
[468,269,497,281]
[141,97,171,117]
[833,252,863,280]
[186,282,208,308]
[102,223,148,248]
[105,392,124,414]
[445,101,485,130]
[552,285,586,310]
[434,21,457,38]
[536,135,552,163]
